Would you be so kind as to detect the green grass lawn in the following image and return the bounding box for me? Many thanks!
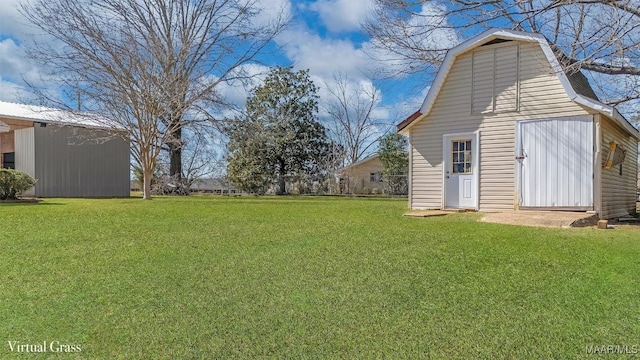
[1,196,639,359]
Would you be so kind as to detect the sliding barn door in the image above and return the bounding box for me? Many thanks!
[518,117,594,208]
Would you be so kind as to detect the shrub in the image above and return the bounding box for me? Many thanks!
[0,169,37,200]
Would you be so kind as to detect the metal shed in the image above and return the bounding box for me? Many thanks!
[0,101,130,197]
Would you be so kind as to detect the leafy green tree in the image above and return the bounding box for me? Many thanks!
[378,133,409,195]
[226,119,272,194]
[227,67,331,194]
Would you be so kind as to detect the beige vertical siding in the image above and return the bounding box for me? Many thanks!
[599,116,638,218]
[494,45,519,112]
[410,41,593,210]
[472,49,494,114]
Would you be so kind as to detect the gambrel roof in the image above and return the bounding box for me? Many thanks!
[397,28,639,139]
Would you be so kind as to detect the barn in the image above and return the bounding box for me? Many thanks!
[398,29,639,219]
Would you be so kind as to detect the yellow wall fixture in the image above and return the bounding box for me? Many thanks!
[604,141,626,169]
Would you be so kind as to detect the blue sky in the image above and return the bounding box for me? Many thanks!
[0,0,453,131]
[2,0,639,126]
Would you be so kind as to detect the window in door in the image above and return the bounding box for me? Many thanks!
[451,140,472,174]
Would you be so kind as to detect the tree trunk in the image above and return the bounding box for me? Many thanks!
[169,143,182,180]
[143,165,153,200]
[278,160,286,195]
[168,127,182,180]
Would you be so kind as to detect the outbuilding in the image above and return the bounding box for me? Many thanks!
[0,101,130,197]
[398,29,639,219]
[338,155,385,195]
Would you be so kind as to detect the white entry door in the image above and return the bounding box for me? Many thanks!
[517,117,593,208]
[444,134,478,209]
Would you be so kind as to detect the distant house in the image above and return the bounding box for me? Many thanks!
[190,178,240,194]
[0,101,130,197]
[131,177,240,194]
[398,29,639,219]
[338,155,385,194]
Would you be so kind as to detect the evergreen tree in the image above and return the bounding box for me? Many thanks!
[227,67,330,194]
[378,133,409,195]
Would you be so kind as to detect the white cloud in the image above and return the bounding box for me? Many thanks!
[249,0,292,29]
[276,26,393,123]
[0,37,47,91]
[217,63,272,107]
[363,2,459,78]
[0,0,56,102]
[0,1,38,87]
[1,38,28,81]
[309,0,374,33]
[315,76,381,109]
[0,78,34,103]
[0,0,31,38]
[278,2,457,92]
[277,26,376,79]
[408,3,459,50]
[395,87,429,118]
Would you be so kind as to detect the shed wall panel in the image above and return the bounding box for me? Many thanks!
[600,116,638,219]
[14,127,36,196]
[34,126,130,197]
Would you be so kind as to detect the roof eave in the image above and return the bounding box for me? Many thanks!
[339,154,380,171]
[572,95,640,139]
[397,111,424,134]
[1,113,122,131]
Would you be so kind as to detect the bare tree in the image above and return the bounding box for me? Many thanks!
[150,125,223,194]
[364,1,457,79]
[20,0,289,199]
[365,0,640,112]
[179,127,224,189]
[323,74,386,167]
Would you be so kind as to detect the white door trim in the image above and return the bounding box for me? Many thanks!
[593,114,602,216]
[442,131,480,210]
